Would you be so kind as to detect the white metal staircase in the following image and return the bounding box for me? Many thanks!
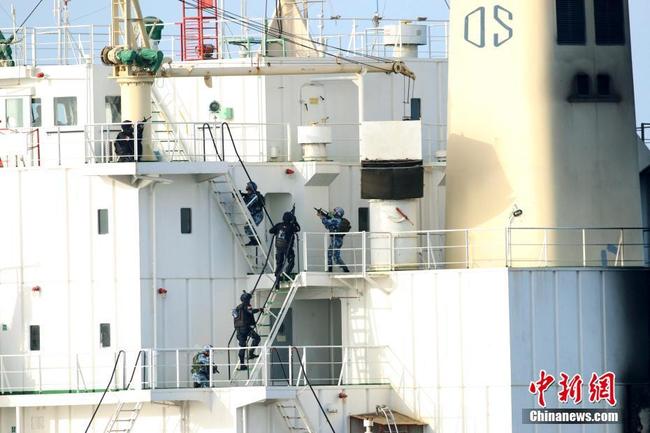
[103,402,143,433]
[241,275,300,383]
[275,399,314,433]
[151,87,191,161]
[210,173,272,274]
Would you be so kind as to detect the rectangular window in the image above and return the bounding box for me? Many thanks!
[105,96,121,123]
[98,209,109,235]
[597,74,611,95]
[31,98,42,127]
[556,0,586,45]
[100,323,111,348]
[410,98,421,121]
[29,325,40,351]
[180,208,192,234]
[358,207,369,232]
[594,0,625,45]
[5,98,24,128]
[575,73,591,96]
[53,96,77,126]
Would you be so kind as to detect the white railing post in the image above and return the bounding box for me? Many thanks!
[134,123,139,161]
[362,231,367,276]
[262,347,268,387]
[288,348,293,386]
[57,127,62,166]
[31,30,37,67]
[90,25,95,64]
[444,21,449,57]
[582,229,587,267]
[75,354,79,392]
[302,347,307,386]
[620,229,625,266]
[0,356,4,394]
[175,349,180,388]
[302,234,308,272]
[38,354,42,392]
[337,347,348,387]
[544,229,548,267]
[208,348,213,388]
[426,232,431,269]
[389,233,394,271]
[149,349,156,390]
[323,234,328,271]
[464,229,470,268]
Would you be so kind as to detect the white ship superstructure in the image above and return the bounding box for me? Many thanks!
[0,1,648,433]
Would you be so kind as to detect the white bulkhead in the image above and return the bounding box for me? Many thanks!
[445,0,645,266]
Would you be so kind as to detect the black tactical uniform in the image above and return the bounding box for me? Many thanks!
[232,292,262,369]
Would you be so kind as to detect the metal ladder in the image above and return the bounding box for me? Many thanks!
[275,398,314,433]
[211,173,272,274]
[150,87,191,161]
[243,275,300,384]
[103,402,143,433]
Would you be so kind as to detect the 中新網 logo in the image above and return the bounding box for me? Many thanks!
[529,370,617,407]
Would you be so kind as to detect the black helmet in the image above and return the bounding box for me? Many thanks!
[240,291,252,303]
[246,181,257,192]
[283,212,293,223]
[121,120,133,133]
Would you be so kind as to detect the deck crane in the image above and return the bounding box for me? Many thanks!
[100,0,416,161]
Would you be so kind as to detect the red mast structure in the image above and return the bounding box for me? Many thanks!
[181,0,219,61]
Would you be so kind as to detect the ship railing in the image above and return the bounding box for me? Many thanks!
[638,123,650,146]
[508,227,650,268]
[0,25,183,66]
[0,127,41,167]
[300,227,650,273]
[0,25,109,66]
[180,17,448,60]
[83,121,446,165]
[0,345,389,394]
[84,121,291,163]
[153,345,389,388]
[422,122,448,162]
[0,350,150,394]
[0,17,448,68]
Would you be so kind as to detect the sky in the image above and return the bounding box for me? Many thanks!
[3,0,649,123]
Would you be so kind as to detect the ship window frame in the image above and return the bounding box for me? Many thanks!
[597,74,612,95]
[556,0,587,45]
[31,98,42,127]
[29,325,40,351]
[594,0,625,45]
[180,208,192,234]
[105,96,121,123]
[5,98,25,128]
[358,207,370,232]
[99,323,111,348]
[97,209,109,235]
[53,96,78,126]
[575,73,591,96]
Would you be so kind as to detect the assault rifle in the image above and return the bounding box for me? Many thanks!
[314,207,331,218]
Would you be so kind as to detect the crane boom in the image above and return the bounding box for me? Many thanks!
[159,60,416,80]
